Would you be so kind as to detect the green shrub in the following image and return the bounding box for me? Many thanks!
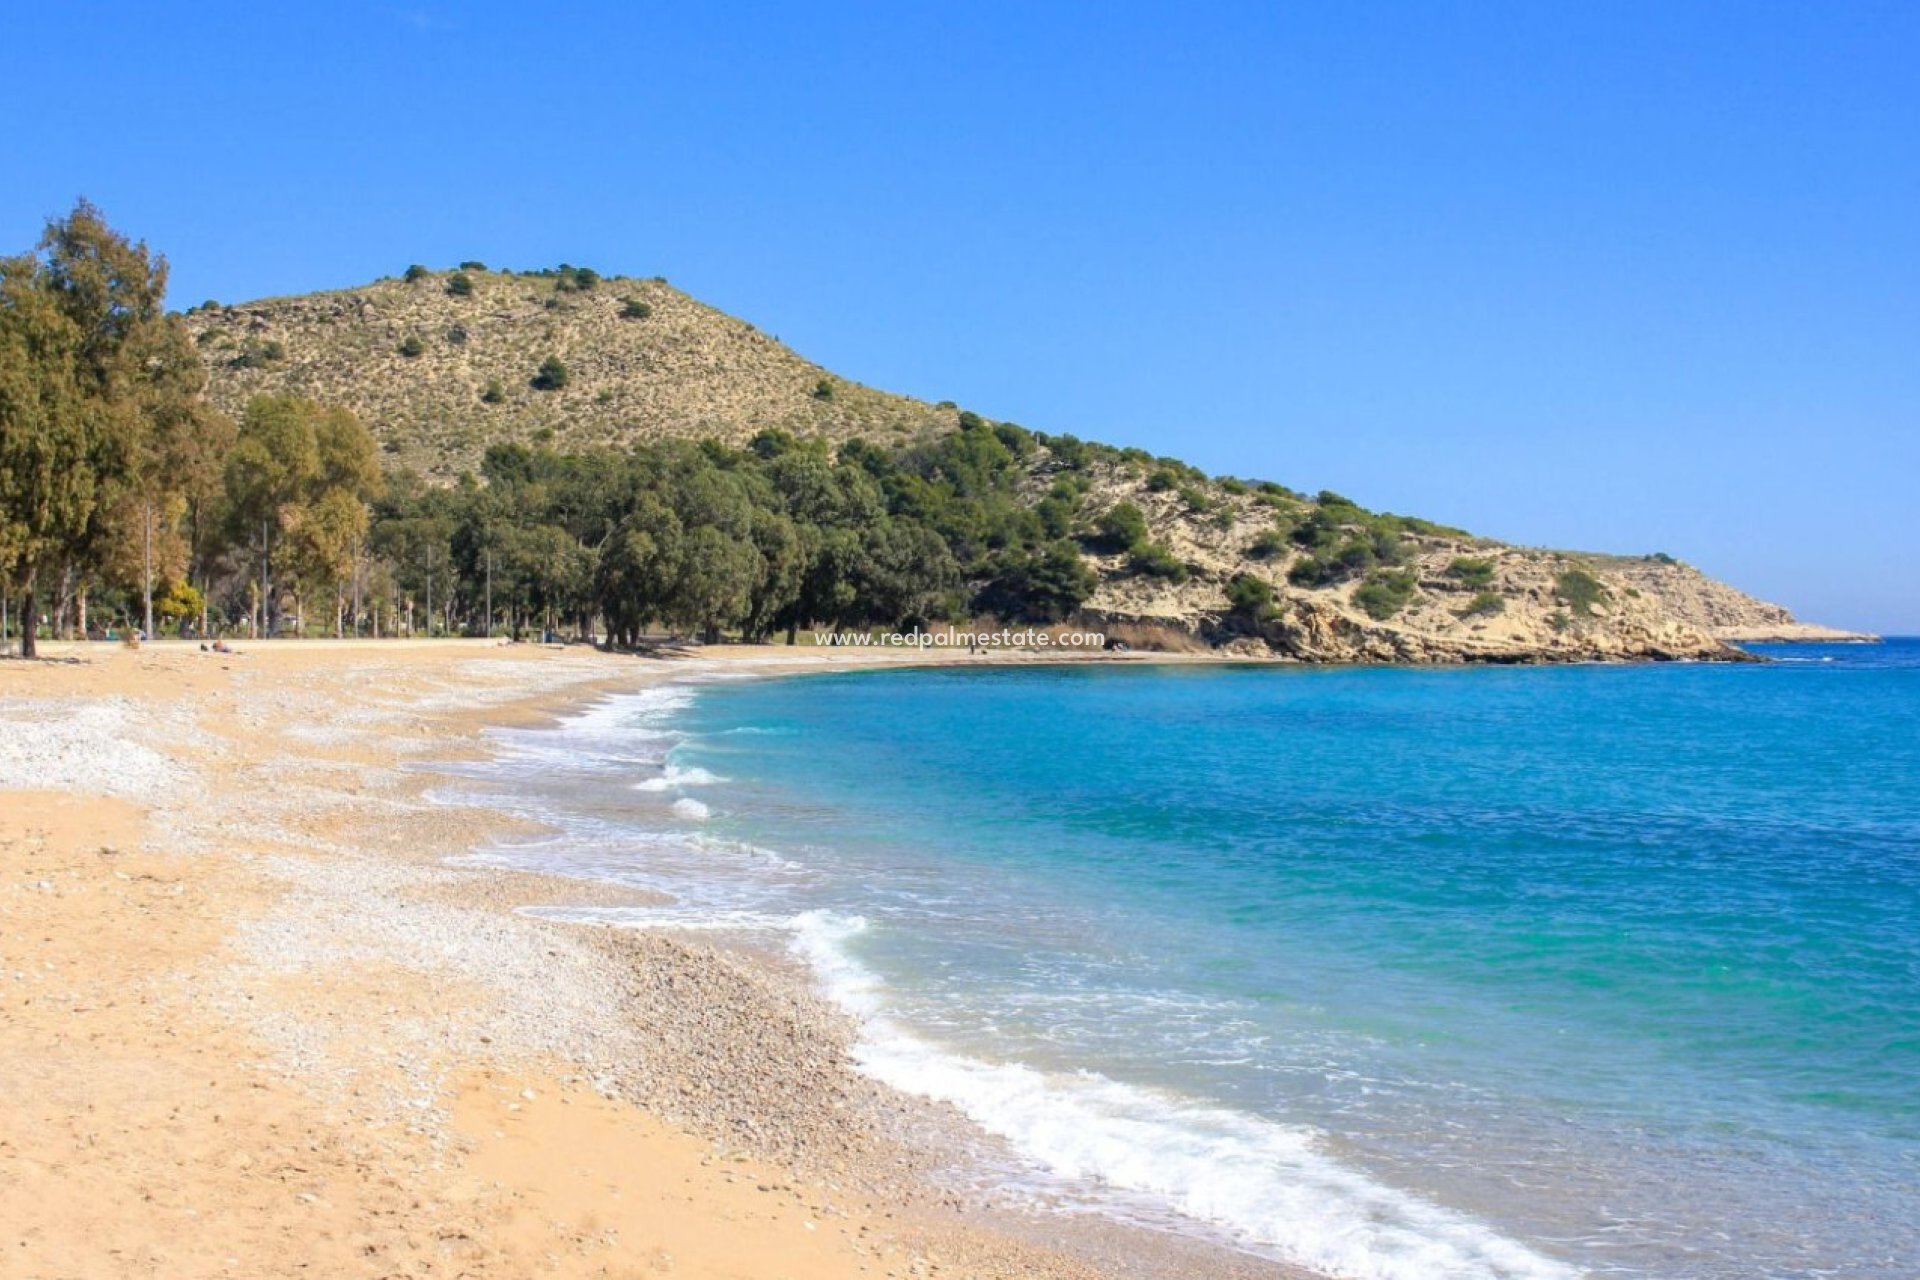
[1217,477,1249,496]
[1447,556,1496,589]
[1225,573,1280,624]
[1095,502,1150,553]
[620,298,652,320]
[1352,570,1418,620]
[446,272,474,296]
[595,388,615,406]
[1145,467,1179,493]
[1288,557,1324,587]
[1035,493,1076,538]
[1047,433,1090,470]
[397,335,426,358]
[446,324,467,345]
[459,260,487,271]
[552,264,599,292]
[480,379,506,404]
[1388,514,1469,538]
[812,379,834,401]
[403,263,430,283]
[1177,484,1213,514]
[1249,527,1289,559]
[1459,590,1505,618]
[231,338,285,369]
[1369,528,1410,566]
[1556,567,1607,616]
[993,422,1035,458]
[531,356,569,391]
[1130,543,1189,582]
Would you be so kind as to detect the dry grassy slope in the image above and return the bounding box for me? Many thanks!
[1055,459,1850,661]
[187,268,958,476]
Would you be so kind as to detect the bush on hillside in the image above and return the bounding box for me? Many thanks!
[1459,590,1505,618]
[1249,527,1289,559]
[403,263,430,283]
[1094,502,1150,553]
[1447,556,1496,589]
[621,298,652,320]
[1130,542,1189,582]
[446,272,475,297]
[531,356,569,391]
[1556,567,1607,616]
[1225,572,1280,625]
[1353,570,1419,620]
[398,335,426,358]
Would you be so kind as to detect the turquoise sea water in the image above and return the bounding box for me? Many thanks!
[452,641,1920,1280]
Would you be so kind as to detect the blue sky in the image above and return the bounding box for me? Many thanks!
[6,3,1915,630]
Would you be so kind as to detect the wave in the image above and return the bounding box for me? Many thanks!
[635,764,728,791]
[788,911,1578,1280]
[671,796,711,821]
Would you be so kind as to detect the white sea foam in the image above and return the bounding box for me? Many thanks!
[522,904,796,932]
[635,764,727,791]
[670,796,711,821]
[788,912,1579,1280]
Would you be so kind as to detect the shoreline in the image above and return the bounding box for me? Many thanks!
[1,638,1311,1280]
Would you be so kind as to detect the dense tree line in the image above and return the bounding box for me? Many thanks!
[3,205,1119,653]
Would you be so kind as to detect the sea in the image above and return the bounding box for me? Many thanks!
[436,639,1920,1280]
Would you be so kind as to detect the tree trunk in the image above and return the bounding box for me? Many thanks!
[142,501,154,641]
[20,572,38,659]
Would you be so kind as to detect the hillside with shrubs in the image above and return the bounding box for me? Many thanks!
[184,264,956,477]
[5,208,1847,661]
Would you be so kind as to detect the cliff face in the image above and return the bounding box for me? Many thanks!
[192,270,1855,663]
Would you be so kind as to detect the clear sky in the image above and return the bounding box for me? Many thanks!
[6,2,1915,631]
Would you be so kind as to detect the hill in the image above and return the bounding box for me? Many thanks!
[190,267,1865,662]
[184,265,956,477]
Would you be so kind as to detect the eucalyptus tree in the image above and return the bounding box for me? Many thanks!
[0,201,197,653]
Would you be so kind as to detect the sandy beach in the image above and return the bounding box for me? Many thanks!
[1,638,1300,1280]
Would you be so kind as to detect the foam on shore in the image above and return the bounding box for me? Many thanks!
[787,911,1578,1280]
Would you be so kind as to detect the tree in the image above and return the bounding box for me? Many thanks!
[0,200,188,655]
[973,541,1094,623]
[224,396,380,635]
